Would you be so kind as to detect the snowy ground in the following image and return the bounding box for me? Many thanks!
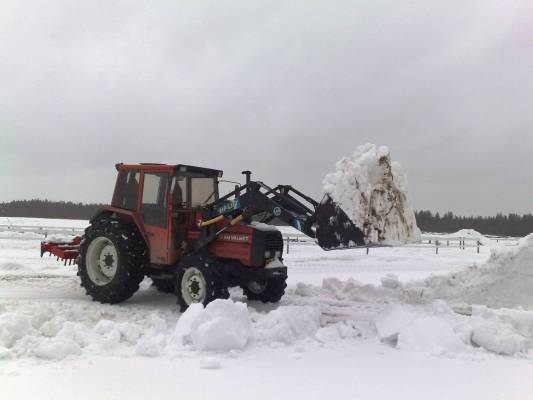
[1,218,533,400]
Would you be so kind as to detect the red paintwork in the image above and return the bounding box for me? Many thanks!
[41,163,260,268]
[41,236,81,264]
[208,224,254,266]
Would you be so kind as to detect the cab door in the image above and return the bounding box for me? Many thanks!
[140,172,170,264]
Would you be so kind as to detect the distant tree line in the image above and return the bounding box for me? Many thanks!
[415,210,533,237]
[1,200,532,237]
[0,200,103,220]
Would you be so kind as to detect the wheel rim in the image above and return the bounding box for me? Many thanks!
[86,237,118,286]
[181,267,207,305]
[247,280,267,294]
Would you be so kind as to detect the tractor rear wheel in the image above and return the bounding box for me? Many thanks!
[78,219,146,304]
[176,255,228,312]
[241,277,287,303]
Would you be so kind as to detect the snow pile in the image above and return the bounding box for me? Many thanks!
[444,229,492,246]
[323,143,420,245]
[375,303,468,355]
[407,233,533,309]
[0,297,333,361]
[374,302,532,356]
[294,276,533,357]
[172,300,252,351]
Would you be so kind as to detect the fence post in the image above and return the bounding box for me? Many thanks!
[366,247,369,255]
[286,236,290,254]
[477,241,480,254]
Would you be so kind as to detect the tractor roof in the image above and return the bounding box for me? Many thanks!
[115,163,223,177]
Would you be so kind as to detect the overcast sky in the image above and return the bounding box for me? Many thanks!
[1,0,532,216]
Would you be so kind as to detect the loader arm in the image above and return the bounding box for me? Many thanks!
[200,179,366,250]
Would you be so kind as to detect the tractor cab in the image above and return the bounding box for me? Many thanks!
[109,163,223,265]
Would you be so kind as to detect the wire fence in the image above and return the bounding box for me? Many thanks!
[0,224,85,238]
[281,232,520,255]
[0,223,522,256]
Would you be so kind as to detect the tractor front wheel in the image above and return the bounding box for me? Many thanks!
[176,256,228,312]
[78,219,146,304]
[241,277,287,303]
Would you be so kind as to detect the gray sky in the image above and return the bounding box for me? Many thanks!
[1,0,532,216]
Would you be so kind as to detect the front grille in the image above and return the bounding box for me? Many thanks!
[265,232,284,251]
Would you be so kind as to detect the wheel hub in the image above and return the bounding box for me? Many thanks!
[181,267,206,305]
[248,280,267,294]
[86,237,118,286]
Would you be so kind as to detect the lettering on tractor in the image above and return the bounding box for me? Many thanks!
[41,163,366,311]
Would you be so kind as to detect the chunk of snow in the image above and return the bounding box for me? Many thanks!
[34,338,82,360]
[0,313,32,348]
[0,346,12,360]
[253,306,321,345]
[381,273,400,289]
[470,320,527,356]
[374,305,416,342]
[323,143,420,245]
[136,334,167,357]
[173,300,252,351]
[397,315,466,354]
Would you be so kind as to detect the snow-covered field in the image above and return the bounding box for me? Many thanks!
[1,218,533,400]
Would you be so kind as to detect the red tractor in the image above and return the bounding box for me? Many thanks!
[42,163,366,311]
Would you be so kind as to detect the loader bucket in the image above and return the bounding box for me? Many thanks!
[315,195,366,250]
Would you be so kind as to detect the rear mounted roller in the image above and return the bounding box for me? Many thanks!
[314,195,366,249]
[40,236,81,265]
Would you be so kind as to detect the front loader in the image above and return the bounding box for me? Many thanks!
[41,163,367,311]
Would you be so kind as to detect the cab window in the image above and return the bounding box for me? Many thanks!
[141,172,168,227]
[112,170,140,210]
[190,177,217,207]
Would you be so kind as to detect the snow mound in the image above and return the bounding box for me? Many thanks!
[373,302,532,356]
[252,306,321,345]
[374,303,469,355]
[444,229,492,246]
[408,233,533,309]
[173,300,252,351]
[323,143,420,245]
[397,315,466,354]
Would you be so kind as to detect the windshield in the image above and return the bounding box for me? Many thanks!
[190,177,217,207]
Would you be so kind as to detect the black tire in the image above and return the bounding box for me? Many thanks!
[78,219,146,304]
[151,278,176,294]
[241,277,287,303]
[176,255,228,312]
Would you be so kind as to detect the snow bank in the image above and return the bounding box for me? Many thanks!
[323,143,420,245]
[373,302,532,356]
[443,229,492,246]
[0,297,332,361]
[408,233,533,309]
